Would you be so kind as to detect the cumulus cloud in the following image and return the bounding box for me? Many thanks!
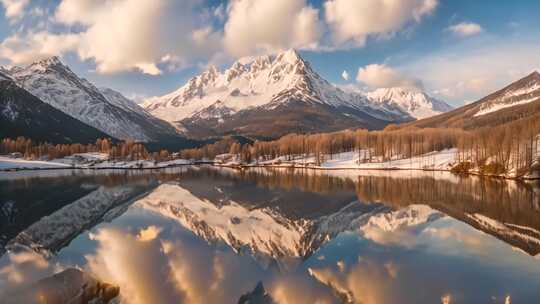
[224,0,323,57]
[86,229,181,304]
[0,0,30,22]
[0,0,222,75]
[137,225,162,242]
[308,259,399,304]
[54,0,103,25]
[448,22,483,37]
[341,70,349,81]
[324,0,438,46]
[441,294,452,304]
[356,64,424,89]
[402,38,540,103]
[0,31,80,65]
[68,0,221,75]
[0,0,442,75]
[0,251,62,293]
[85,227,269,304]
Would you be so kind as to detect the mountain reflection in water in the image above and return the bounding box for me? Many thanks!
[0,167,539,303]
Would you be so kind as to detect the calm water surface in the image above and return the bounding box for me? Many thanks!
[0,167,539,303]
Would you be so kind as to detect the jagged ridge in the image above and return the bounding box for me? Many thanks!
[143,49,448,137]
[5,57,179,142]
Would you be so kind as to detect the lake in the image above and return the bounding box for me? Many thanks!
[1,167,539,303]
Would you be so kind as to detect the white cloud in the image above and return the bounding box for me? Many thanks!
[341,70,349,81]
[86,226,332,304]
[402,38,540,103]
[0,0,222,75]
[0,0,442,76]
[447,22,483,37]
[308,258,400,304]
[356,64,423,89]
[0,31,80,65]
[441,294,452,304]
[137,225,162,242]
[224,0,323,57]
[0,251,62,292]
[324,0,438,46]
[70,0,222,75]
[0,0,29,22]
[54,0,103,25]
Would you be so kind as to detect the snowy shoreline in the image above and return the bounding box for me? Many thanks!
[214,163,540,180]
[1,149,538,180]
[214,148,540,180]
[0,153,209,172]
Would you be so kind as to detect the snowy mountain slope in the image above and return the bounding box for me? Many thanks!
[465,213,540,256]
[401,71,540,130]
[143,50,418,137]
[0,70,12,81]
[100,87,152,117]
[98,87,184,137]
[0,77,112,144]
[5,57,179,142]
[367,87,453,119]
[474,71,540,116]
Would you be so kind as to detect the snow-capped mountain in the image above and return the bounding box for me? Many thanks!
[474,71,540,116]
[1,75,111,144]
[143,50,419,138]
[5,57,179,142]
[367,87,453,119]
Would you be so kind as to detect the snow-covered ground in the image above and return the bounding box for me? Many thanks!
[0,156,71,170]
[474,96,539,116]
[319,149,457,170]
[225,149,458,171]
[0,153,193,171]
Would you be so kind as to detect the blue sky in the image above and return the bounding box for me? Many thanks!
[1,0,539,106]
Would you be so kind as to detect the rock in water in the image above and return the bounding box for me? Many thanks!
[238,281,275,304]
[2,268,119,304]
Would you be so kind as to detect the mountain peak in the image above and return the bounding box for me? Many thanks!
[368,87,453,119]
[33,56,64,68]
[204,65,219,75]
[374,86,422,95]
[277,48,303,64]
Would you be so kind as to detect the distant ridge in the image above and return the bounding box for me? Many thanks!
[399,71,540,129]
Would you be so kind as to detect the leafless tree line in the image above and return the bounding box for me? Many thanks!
[181,116,540,174]
[0,137,173,162]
